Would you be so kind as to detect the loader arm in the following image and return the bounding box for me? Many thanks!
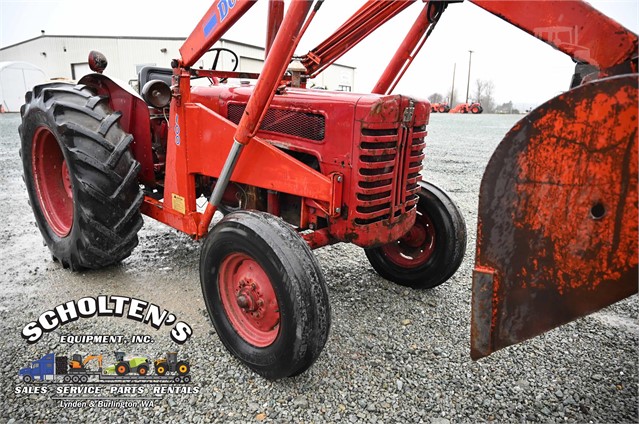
[470,0,638,72]
[82,355,103,369]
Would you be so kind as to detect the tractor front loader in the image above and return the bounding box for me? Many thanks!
[18,0,637,379]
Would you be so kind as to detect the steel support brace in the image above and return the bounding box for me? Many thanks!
[373,1,441,94]
[302,0,415,78]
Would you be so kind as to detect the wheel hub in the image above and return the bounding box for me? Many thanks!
[381,211,436,268]
[401,224,428,248]
[219,253,280,347]
[236,280,260,312]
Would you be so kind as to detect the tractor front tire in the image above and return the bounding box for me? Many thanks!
[155,363,167,376]
[19,82,143,270]
[137,364,149,376]
[365,181,467,289]
[200,210,330,380]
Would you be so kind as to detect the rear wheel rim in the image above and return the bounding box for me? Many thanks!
[219,253,280,347]
[381,210,436,268]
[32,126,73,237]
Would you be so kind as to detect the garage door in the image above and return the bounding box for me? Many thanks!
[239,57,263,73]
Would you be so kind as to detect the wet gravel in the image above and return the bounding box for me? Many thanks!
[0,112,637,423]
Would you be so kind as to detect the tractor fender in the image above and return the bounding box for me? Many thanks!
[78,73,155,185]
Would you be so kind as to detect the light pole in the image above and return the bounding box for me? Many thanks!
[465,50,474,104]
[450,63,456,105]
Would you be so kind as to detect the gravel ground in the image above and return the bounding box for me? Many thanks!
[0,112,637,423]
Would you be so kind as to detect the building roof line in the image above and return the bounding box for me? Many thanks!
[0,35,356,69]
[1,34,237,50]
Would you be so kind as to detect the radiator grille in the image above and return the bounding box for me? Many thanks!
[354,125,426,226]
[227,103,325,141]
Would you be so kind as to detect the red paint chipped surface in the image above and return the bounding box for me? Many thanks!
[513,85,637,294]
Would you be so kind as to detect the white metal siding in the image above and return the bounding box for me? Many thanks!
[0,36,355,91]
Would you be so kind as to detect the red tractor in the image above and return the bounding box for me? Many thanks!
[19,0,637,380]
[449,102,483,114]
[430,102,450,113]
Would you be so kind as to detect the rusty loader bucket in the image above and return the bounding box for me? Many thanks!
[471,74,638,359]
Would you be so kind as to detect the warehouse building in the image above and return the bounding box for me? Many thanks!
[0,34,355,101]
[0,61,48,112]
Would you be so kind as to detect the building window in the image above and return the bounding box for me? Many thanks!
[71,63,91,80]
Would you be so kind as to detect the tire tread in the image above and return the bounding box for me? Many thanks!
[20,82,143,270]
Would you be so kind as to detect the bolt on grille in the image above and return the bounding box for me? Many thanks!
[354,124,426,226]
[227,103,325,141]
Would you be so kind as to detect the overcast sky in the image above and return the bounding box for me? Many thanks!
[1,0,637,108]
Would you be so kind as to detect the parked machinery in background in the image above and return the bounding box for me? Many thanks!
[449,102,483,114]
[430,102,451,113]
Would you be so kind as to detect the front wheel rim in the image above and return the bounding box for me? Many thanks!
[218,253,280,347]
[381,210,436,268]
[32,126,73,237]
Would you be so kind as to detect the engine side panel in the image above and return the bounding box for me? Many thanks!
[190,86,429,247]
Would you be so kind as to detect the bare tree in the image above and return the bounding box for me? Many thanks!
[474,79,496,113]
[428,93,444,103]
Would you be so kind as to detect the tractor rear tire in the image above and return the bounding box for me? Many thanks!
[137,364,149,376]
[365,181,467,289]
[19,82,143,270]
[200,210,330,380]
